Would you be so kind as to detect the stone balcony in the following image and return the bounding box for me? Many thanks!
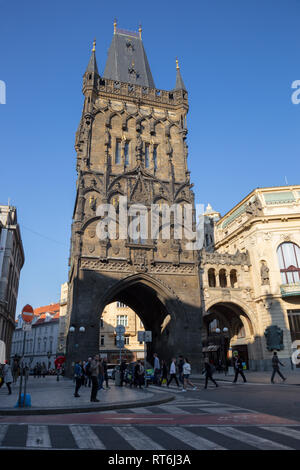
[280,283,300,298]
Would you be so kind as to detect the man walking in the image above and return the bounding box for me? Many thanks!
[232,354,247,383]
[177,355,184,388]
[153,353,161,386]
[271,352,286,383]
[167,358,180,387]
[74,361,83,397]
[203,358,218,389]
[90,355,100,402]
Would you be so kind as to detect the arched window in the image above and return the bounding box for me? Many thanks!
[277,242,300,284]
[208,268,216,287]
[219,269,227,288]
[230,269,238,288]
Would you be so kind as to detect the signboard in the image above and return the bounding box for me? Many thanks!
[115,325,125,335]
[116,334,125,348]
[138,331,152,343]
[22,323,32,332]
[21,304,34,324]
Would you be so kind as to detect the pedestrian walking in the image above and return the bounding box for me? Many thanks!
[135,361,144,389]
[84,357,92,387]
[42,362,47,378]
[120,360,127,387]
[167,358,180,387]
[160,360,168,386]
[103,358,110,389]
[181,358,197,391]
[153,353,161,386]
[232,354,247,383]
[3,360,13,395]
[74,361,83,397]
[98,358,106,391]
[271,352,286,383]
[90,355,100,402]
[203,358,218,389]
[177,355,184,387]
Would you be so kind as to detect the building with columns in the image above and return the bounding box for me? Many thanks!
[201,185,300,370]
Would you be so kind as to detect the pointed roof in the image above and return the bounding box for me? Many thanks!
[103,26,155,88]
[85,39,99,75]
[174,58,186,91]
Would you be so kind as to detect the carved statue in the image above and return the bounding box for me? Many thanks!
[246,197,263,217]
[260,261,270,285]
[264,325,284,351]
[104,129,110,147]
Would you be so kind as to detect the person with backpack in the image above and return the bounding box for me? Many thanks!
[271,352,286,383]
[73,361,83,397]
[203,358,218,389]
[232,353,247,383]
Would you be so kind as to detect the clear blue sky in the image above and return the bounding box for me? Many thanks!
[0,0,299,315]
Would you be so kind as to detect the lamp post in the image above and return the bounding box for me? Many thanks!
[215,327,229,374]
[68,325,86,375]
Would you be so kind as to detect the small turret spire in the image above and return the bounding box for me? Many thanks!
[174,57,186,91]
[114,18,117,34]
[85,39,99,76]
[139,24,142,40]
[92,38,96,52]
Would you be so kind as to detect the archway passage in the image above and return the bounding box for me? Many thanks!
[202,302,255,371]
[66,271,202,375]
[99,279,174,366]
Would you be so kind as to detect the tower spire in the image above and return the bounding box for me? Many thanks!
[85,38,99,76]
[174,57,186,91]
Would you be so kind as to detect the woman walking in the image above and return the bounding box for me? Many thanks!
[167,358,180,388]
[181,358,197,392]
[3,360,13,395]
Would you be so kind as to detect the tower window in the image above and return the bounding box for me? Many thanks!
[115,140,121,164]
[124,141,129,166]
[153,145,157,170]
[145,144,150,168]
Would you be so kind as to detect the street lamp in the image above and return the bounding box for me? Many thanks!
[216,327,229,373]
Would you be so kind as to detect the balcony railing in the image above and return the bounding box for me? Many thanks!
[280,283,300,297]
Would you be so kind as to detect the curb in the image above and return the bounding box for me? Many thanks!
[0,388,175,416]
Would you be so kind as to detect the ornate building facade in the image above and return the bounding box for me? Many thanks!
[201,186,300,370]
[65,24,202,373]
[0,205,24,361]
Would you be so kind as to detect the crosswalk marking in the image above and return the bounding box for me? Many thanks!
[113,425,165,450]
[158,405,191,415]
[0,425,8,446]
[261,426,300,440]
[207,426,293,450]
[160,426,226,450]
[26,425,52,448]
[69,425,106,449]
[0,423,300,450]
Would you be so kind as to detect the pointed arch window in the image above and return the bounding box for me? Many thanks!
[153,145,158,170]
[115,139,121,164]
[277,242,300,284]
[145,144,150,168]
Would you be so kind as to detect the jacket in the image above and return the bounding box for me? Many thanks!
[3,364,13,383]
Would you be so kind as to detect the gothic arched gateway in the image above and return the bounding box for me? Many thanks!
[65,26,202,374]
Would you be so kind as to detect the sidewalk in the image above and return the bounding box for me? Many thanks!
[191,368,300,384]
[0,376,174,415]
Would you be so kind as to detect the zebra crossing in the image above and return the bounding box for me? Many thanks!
[1,423,300,450]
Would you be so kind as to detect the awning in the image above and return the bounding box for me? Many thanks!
[202,345,220,352]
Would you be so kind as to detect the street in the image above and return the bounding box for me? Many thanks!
[1,375,300,451]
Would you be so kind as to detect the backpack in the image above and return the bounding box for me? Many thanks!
[85,362,91,376]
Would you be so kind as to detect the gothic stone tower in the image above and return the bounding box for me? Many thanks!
[66,24,202,372]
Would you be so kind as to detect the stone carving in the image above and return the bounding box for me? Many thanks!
[246,197,263,217]
[264,325,284,351]
[201,250,251,267]
[260,261,270,285]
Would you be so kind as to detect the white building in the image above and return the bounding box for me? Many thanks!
[10,303,60,370]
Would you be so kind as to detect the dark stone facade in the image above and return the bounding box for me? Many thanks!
[65,29,202,374]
